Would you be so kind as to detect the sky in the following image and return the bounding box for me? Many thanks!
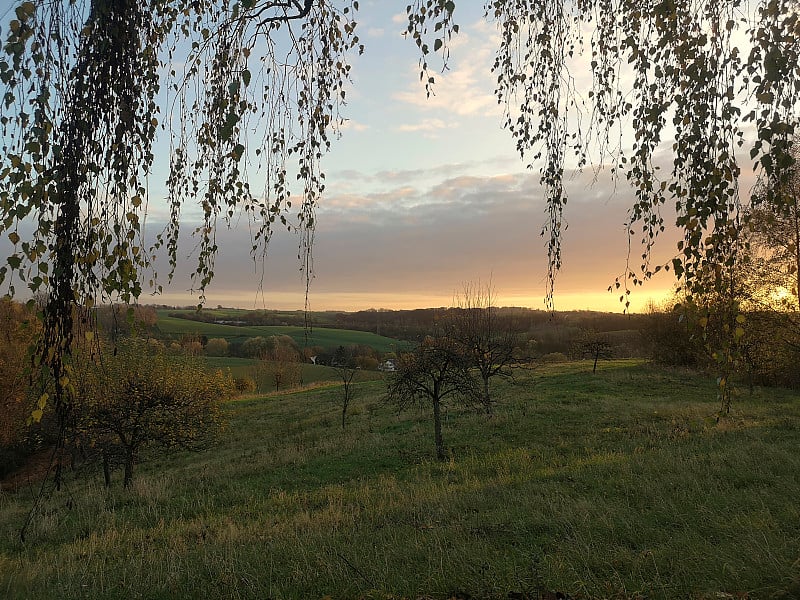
[147,0,683,313]
[3,1,690,312]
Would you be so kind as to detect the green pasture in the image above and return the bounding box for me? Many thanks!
[1,360,799,599]
[204,356,384,391]
[156,313,407,353]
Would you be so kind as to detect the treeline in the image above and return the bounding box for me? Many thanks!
[166,305,646,345]
[643,303,800,389]
[163,305,649,359]
[169,309,308,327]
[330,307,645,343]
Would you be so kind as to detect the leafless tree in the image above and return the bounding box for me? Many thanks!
[332,346,358,429]
[572,329,613,374]
[449,281,518,415]
[386,335,480,461]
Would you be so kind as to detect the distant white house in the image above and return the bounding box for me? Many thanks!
[378,358,397,372]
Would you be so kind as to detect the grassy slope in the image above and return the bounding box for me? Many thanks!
[204,357,384,390]
[156,314,408,353]
[1,360,799,599]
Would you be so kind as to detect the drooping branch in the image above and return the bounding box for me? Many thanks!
[0,0,361,502]
[251,0,314,26]
[406,0,800,308]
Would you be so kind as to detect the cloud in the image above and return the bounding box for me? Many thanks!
[394,118,459,134]
[101,161,683,313]
[327,156,526,189]
[392,20,500,118]
[366,27,385,38]
[338,119,369,132]
[391,12,407,25]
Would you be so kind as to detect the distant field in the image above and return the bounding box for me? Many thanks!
[204,356,383,391]
[156,312,408,353]
[2,360,799,599]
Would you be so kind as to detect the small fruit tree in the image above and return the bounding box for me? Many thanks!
[75,338,234,488]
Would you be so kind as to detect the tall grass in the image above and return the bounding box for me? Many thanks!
[1,361,798,599]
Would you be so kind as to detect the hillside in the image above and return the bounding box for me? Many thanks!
[156,311,410,354]
[2,361,798,599]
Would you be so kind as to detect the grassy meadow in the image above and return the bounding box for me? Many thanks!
[1,360,799,599]
[156,312,408,354]
[204,357,384,391]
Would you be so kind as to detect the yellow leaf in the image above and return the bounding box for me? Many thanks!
[20,2,35,18]
[85,331,94,341]
[37,393,48,410]
[8,231,19,244]
[31,409,43,423]
[735,314,745,324]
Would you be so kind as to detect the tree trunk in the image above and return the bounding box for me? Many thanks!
[482,377,492,416]
[433,397,445,461]
[123,450,135,489]
[103,448,111,488]
[593,350,599,374]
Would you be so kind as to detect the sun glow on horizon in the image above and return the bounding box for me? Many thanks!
[151,286,674,314]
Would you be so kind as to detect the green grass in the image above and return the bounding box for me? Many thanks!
[204,356,384,390]
[1,360,799,599]
[156,314,408,353]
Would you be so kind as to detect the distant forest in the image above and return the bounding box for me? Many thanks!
[165,305,646,356]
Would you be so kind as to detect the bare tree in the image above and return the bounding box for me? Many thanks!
[386,335,480,461]
[332,345,357,429]
[449,281,518,415]
[572,329,613,374]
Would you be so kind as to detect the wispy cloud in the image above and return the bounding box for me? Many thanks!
[394,118,459,134]
[391,12,407,25]
[338,119,370,132]
[328,156,526,187]
[393,20,500,118]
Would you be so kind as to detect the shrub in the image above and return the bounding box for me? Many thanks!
[640,301,698,367]
[234,376,257,393]
[74,339,234,488]
[205,338,230,357]
[355,356,379,370]
[0,298,43,478]
[241,336,274,358]
[180,333,204,357]
[540,352,568,363]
